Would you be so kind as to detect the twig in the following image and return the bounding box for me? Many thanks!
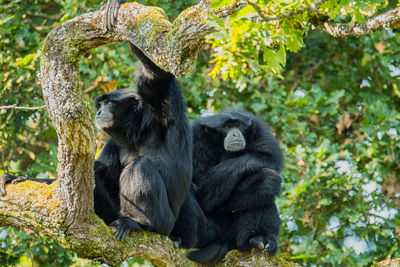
[211,0,247,18]
[0,104,46,110]
[26,12,62,22]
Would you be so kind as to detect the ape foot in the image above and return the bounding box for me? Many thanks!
[248,234,278,255]
[249,236,265,249]
[0,173,19,196]
[111,217,142,241]
[104,0,126,32]
[170,236,182,248]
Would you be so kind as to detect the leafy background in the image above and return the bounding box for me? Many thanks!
[0,0,399,266]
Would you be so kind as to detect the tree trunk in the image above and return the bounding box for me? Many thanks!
[0,1,294,266]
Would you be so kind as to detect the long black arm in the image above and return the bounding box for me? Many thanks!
[129,43,178,129]
[196,152,275,212]
[224,168,282,212]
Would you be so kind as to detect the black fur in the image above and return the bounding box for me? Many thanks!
[93,43,192,239]
[187,111,283,264]
[170,185,222,250]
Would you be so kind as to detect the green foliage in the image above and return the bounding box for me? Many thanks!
[1,0,400,266]
[0,226,73,266]
[0,227,154,266]
[207,0,388,80]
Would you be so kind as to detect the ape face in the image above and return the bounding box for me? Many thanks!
[95,89,145,146]
[201,112,252,153]
[95,98,114,130]
[95,89,142,131]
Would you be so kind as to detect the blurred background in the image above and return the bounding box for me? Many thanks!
[0,0,399,266]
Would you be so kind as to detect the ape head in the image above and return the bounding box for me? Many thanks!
[201,112,252,153]
[95,89,147,145]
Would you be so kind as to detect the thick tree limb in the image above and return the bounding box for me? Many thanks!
[0,180,293,266]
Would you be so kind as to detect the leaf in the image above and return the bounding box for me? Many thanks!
[18,256,33,267]
[296,159,307,167]
[374,42,386,54]
[336,111,353,135]
[285,28,304,53]
[263,45,286,73]
[14,53,36,68]
[382,173,400,204]
[309,115,320,126]
[251,103,268,112]
[101,80,117,93]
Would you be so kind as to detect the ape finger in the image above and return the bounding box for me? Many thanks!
[265,235,278,255]
[110,219,119,227]
[248,236,265,249]
[120,226,130,241]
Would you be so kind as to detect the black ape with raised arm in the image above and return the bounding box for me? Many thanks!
[93,43,192,240]
[187,111,283,264]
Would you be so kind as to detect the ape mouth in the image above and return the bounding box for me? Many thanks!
[225,141,245,152]
[95,116,114,130]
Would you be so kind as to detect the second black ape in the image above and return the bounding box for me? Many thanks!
[93,43,192,240]
[187,111,283,264]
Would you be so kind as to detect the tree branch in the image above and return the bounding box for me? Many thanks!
[212,0,247,18]
[317,7,400,37]
[247,0,400,37]
[0,104,46,110]
[0,180,290,266]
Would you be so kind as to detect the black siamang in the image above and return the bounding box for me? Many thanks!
[93,43,192,240]
[187,111,283,264]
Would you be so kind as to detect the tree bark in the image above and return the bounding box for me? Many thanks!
[0,2,293,266]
